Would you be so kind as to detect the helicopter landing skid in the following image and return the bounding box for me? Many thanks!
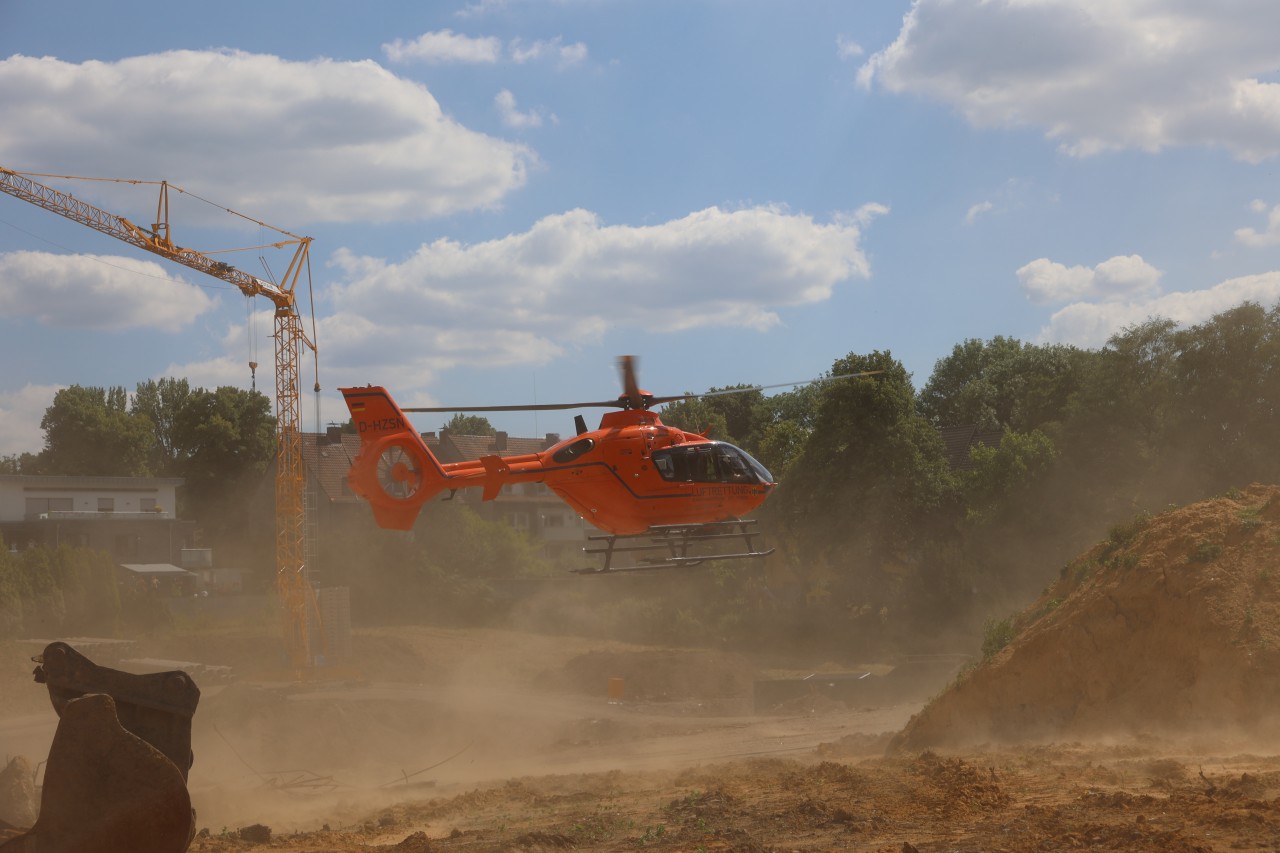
[575,519,774,574]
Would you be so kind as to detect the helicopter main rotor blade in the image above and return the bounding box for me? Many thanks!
[402,400,621,413]
[398,368,883,415]
[648,370,883,406]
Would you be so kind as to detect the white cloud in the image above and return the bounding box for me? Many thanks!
[495,89,545,129]
[0,383,63,457]
[0,51,533,225]
[323,204,883,383]
[1017,255,1162,304]
[836,35,864,60]
[455,0,508,19]
[1235,200,1280,246]
[382,30,501,64]
[509,37,588,69]
[964,200,994,225]
[1036,271,1280,348]
[385,31,588,69]
[0,251,216,331]
[859,0,1280,161]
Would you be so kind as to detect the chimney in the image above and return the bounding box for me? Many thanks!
[325,425,343,444]
[543,433,560,449]
[493,431,508,451]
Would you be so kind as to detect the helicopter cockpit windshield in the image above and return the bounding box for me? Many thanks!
[651,442,774,485]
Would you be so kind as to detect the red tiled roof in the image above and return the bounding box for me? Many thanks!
[300,432,361,503]
[438,433,549,463]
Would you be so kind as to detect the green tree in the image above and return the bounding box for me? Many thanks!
[656,396,730,440]
[961,430,1059,528]
[442,413,495,435]
[742,382,828,476]
[172,385,275,562]
[0,536,28,635]
[0,452,41,474]
[39,385,155,476]
[17,547,65,637]
[131,378,193,475]
[703,384,765,444]
[1056,318,1181,514]
[1168,302,1280,491]
[919,336,1089,432]
[752,419,809,480]
[767,351,956,626]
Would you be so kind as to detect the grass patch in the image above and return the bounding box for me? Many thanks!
[981,617,1016,661]
[1239,506,1263,531]
[1189,541,1223,564]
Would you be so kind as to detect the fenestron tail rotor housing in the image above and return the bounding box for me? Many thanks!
[375,442,422,500]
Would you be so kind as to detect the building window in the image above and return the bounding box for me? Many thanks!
[26,497,73,515]
[140,497,157,512]
[511,512,531,530]
[543,514,565,528]
[98,497,115,513]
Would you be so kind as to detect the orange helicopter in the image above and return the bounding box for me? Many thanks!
[340,357,878,572]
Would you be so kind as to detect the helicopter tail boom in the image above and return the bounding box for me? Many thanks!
[340,386,449,530]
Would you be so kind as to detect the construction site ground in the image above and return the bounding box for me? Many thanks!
[5,485,1280,851]
[1,622,1278,853]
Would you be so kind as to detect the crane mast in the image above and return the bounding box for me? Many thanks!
[0,166,317,671]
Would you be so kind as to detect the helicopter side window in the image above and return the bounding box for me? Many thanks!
[653,454,675,479]
[689,446,719,482]
[714,446,752,482]
[552,438,595,464]
[651,443,765,484]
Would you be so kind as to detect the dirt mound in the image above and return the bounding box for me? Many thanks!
[893,483,1280,750]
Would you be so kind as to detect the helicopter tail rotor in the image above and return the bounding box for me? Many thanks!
[340,386,448,530]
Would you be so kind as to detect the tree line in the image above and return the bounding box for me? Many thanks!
[652,301,1280,654]
[3,300,1277,655]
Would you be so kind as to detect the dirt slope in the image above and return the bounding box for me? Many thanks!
[894,483,1280,751]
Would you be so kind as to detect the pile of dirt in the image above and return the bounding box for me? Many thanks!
[893,483,1280,751]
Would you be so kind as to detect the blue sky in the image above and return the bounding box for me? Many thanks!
[3,0,1280,455]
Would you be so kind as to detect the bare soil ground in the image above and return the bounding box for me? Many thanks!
[6,485,1280,852]
[9,621,1280,853]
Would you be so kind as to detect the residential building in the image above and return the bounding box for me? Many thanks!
[0,474,196,562]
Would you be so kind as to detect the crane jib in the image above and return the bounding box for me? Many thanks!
[0,164,321,673]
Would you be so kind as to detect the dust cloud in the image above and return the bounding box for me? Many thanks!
[6,485,1280,851]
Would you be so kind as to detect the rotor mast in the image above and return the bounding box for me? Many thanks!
[0,166,317,671]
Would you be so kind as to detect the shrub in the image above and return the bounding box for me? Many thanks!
[981,617,1015,660]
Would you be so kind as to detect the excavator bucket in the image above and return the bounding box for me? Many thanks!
[0,642,200,853]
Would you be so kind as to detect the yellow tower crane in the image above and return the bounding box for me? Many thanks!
[0,165,318,671]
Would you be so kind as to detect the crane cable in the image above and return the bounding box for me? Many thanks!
[246,295,259,393]
[306,251,322,432]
